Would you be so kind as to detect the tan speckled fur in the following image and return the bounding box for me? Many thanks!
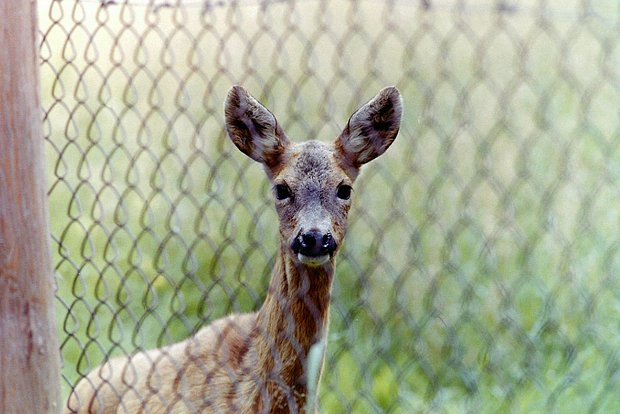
[66,86,402,414]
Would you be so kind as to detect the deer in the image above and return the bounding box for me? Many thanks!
[66,85,402,414]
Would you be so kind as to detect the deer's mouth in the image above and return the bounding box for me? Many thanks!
[297,253,331,267]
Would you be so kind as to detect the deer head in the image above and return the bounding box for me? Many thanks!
[224,86,402,267]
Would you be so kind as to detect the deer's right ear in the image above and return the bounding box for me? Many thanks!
[225,85,290,170]
[335,86,402,169]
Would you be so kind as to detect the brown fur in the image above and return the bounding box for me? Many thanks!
[66,86,402,414]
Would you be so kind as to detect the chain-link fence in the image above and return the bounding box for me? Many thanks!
[40,0,620,412]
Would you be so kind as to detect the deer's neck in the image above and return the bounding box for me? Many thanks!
[253,245,334,411]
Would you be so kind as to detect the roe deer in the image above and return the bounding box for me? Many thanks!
[67,85,402,414]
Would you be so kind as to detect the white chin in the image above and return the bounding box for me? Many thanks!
[297,253,330,266]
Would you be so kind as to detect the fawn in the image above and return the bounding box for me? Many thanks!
[67,85,402,413]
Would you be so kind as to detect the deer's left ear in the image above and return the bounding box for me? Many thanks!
[225,85,291,171]
[335,86,402,168]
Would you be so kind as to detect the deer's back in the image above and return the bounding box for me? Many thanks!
[66,312,259,414]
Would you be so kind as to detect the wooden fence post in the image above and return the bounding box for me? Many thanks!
[0,1,61,413]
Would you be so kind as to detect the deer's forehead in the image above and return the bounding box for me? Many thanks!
[281,141,344,184]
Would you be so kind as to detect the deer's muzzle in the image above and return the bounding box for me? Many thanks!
[291,229,337,265]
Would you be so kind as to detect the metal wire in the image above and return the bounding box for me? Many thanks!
[41,0,620,412]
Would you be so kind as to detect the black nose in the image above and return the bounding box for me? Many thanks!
[291,230,337,257]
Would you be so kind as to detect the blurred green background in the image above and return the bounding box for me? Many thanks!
[40,0,620,412]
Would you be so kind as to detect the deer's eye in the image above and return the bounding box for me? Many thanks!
[274,184,292,200]
[336,184,352,200]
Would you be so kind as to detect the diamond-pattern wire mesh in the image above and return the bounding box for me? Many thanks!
[40,0,620,412]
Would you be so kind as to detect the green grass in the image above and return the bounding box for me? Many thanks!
[41,0,620,412]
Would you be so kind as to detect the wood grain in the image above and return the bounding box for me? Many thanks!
[0,1,61,413]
